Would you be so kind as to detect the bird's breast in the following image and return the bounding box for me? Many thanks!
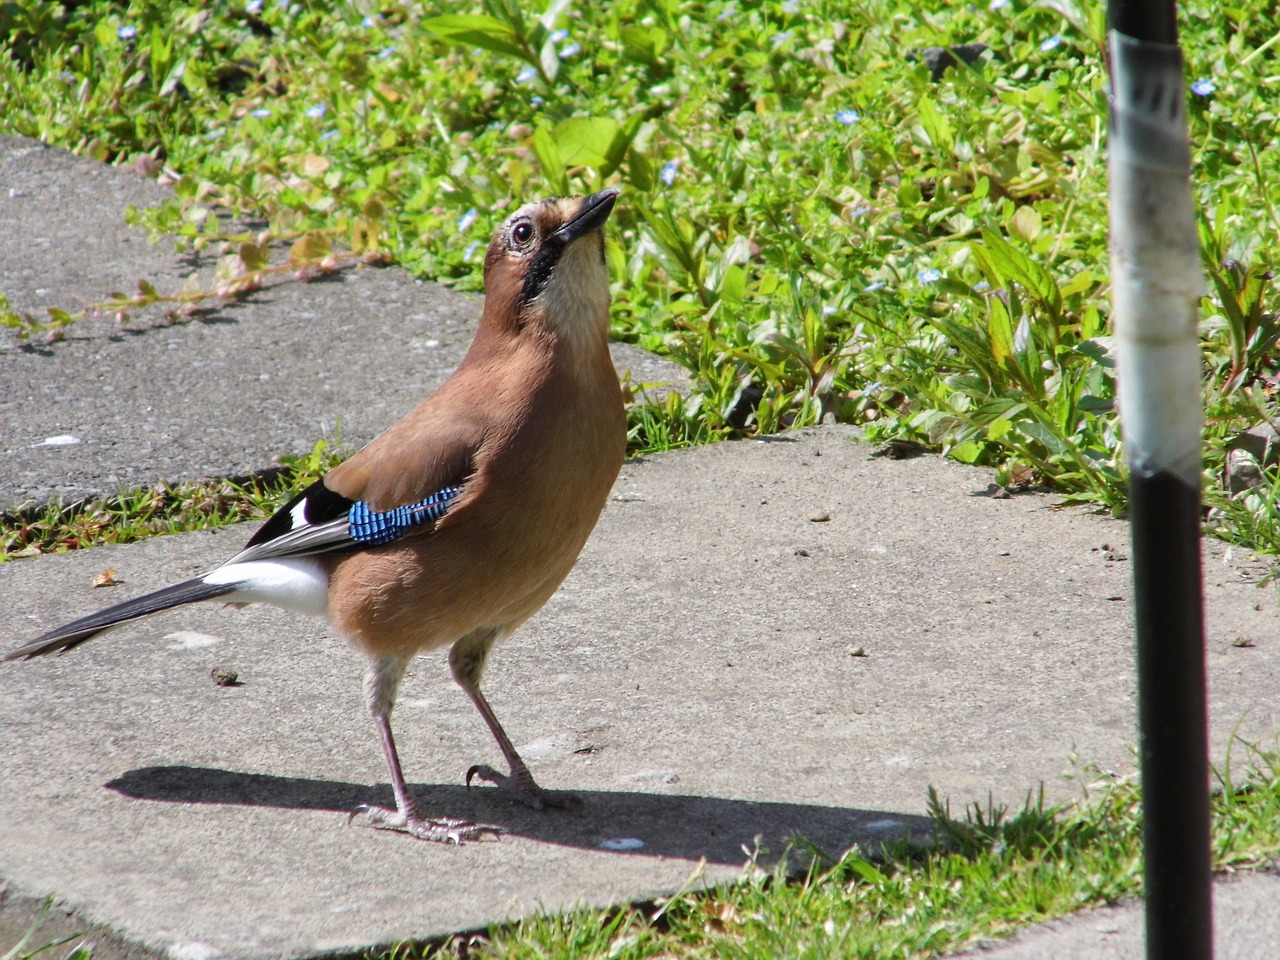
[327,346,624,658]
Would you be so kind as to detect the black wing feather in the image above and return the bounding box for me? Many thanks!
[244,478,353,550]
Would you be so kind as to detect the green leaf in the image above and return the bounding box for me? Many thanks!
[538,36,560,83]
[553,116,620,170]
[363,196,387,222]
[290,234,331,265]
[719,264,746,305]
[950,441,985,464]
[238,241,268,272]
[987,295,1015,366]
[532,125,569,193]
[629,150,655,192]
[846,857,888,883]
[422,15,531,65]
[159,60,187,98]
[971,229,1062,317]
[148,27,173,72]
[484,0,527,36]
[916,93,954,155]
[1009,205,1042,243]
[538,0,574,32]
[603,113,646,178]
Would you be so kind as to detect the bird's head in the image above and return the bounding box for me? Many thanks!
[482,187,618,346]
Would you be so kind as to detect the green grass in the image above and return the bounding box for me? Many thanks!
[0,440,344,562]
[2,908,92,960]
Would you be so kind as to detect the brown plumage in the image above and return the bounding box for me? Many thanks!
[6,188,626,842]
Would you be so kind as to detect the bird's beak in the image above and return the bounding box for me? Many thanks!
[550,187,620,246]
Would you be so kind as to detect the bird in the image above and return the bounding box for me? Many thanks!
[5,187,627,844]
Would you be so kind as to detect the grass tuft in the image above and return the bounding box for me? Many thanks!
[0,440,344,562]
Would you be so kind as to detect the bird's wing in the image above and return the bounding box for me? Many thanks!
[226,414,487,566]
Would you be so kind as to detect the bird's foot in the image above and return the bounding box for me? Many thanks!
[465,764,582,811]
[350,805,501,844]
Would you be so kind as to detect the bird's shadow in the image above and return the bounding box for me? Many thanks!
[107,765,932,866]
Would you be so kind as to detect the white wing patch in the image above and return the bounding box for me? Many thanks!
[203,557,330,617]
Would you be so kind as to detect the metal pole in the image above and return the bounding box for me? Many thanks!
[1107,2,1213,958]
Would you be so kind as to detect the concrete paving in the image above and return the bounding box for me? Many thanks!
[956,869,1280,959]
[4,430,1280,958]
[2,135,1279,959]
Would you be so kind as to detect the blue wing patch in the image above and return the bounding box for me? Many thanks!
[347,486,462,545]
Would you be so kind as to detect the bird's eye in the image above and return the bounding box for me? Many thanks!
[511,220,535,247]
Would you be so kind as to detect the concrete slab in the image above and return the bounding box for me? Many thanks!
[0,135,684,510]
[2,427,1280,958]
[953,870,1280,958]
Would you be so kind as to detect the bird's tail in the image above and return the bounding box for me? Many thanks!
[5,578,238,661]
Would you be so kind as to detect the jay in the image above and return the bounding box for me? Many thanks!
[6,188,627,843]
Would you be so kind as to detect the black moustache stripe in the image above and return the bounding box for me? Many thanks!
[519,240,563,306]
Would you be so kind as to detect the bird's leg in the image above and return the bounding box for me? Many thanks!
[353,654,500,843]
[451,631,579,811]
[461,683,580,810]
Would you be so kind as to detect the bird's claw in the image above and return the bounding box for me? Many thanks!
[350,804,501,844]
[465,763,582,811]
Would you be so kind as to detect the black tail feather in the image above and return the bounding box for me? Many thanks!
[5,578,239,661]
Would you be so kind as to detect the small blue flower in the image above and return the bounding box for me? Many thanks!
[1040,34,1062,52]
[974,279,991,292]
[377,45,396,60]
[464,240,480,261]
[457,208,478,233]
[989,0,1009,9]
[822,305,838,316]
[305,104,327,119]
[320,129,339,141]
[771,31,793,46]
[246,0,263,13]
[117,24,137,40]
[717,4,738,23]
[835,109,860,125]
[660,161,679,186]
[251,107,272,119]
[1191,78,1216,97]
[531,95,545,106]
[864,280,886,292]
[59,70,76,84]
[548,28,570,43]
[559,42,581,58]
[516,66,539,84]
[361,15,376,28]
[918,268,942,285]
[849,205,872,219]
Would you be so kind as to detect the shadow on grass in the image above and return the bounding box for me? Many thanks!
[106,764,932,866]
